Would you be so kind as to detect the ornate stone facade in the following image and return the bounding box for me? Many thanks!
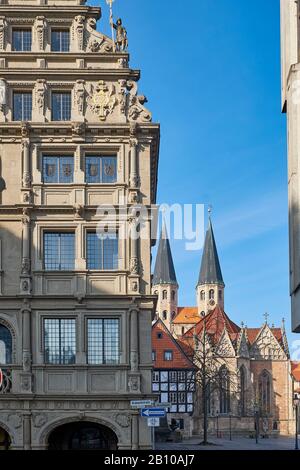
[0,0,159,450]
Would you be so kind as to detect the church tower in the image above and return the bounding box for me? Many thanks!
[152,224,178,331]
[196,217,225,316]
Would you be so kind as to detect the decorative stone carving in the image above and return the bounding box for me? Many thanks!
[118,79,127,116]
[22,207,31,225]
[73,15,85,51]
[74,204,84,219]
[20,374,32,393]
[127,81,152,122]
[35,16,46,50]
[88,80,117,121]
[215,329,236,357]
[21,122,30,138]
[21,257,31,275]
[250,324,286,360]
[22,352,31,373]
[72,121,85,137]
[128,374,140,393]
[35,79,46,115]
[32,413,47,428]
[86,18,113,53]
[118,57,128,69]
[8,413,22,429]
[0,17,7,51]
[130,258,139,275]
[115,413,130,428]
[74,80,85,115]
[0,78,7,114]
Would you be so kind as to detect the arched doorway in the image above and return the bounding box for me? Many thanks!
[48,421,118,450]
[0,427,11,450]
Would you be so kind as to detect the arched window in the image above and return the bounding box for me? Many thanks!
[154,290,158,297]
[171,290,176,301]
[259,370,271,415]
[181,327,185,335]
[162,311,167,321]
[209,289,215,300]
[219,366,230,414]
[218,290,222,301]
[171,311,176,320]
[162,290,167,300]
[201,311,205,317]
[239,366,246,416]
[200,291,205,301]
[0,324,12,365]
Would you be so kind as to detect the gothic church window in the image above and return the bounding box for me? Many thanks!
[200,291,205,301]
[209,289,215,300]
[239,366,246,416]
[219,366,230,414]
[258,370,271,415]
[171,290,176,301]
[162,311,167,321]
[162,290,167,300]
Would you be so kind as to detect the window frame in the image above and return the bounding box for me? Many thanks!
[13,91,32,121]
[42,154,74,184]
[12,28,32,52]
[85,230,119,271]
[51,28,70,52]
[51,91,72,121]
[86,317,120,365]
[43,231,76,271]
[85,155,118,184]
[43,317,77,365]
[164,350,173,362]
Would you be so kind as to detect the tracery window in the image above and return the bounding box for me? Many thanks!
[219,366,230,414]
[0,324,12,364]
[239,366,246,416]
[258,370,271,415]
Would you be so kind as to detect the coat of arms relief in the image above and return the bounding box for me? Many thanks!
[87,79,152,123]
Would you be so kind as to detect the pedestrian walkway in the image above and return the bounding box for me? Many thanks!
[156,436,297,451]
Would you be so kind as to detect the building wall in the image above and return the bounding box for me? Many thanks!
[0,0,159,450]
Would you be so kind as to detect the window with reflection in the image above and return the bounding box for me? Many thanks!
[43,155,74,183]
[44,232,75,271]
[87,319,119,365]
[0,324,12,364]
[85,156,117,184]
[51,92,71,121]
[44,318,76,365]
[51,29,70,52]
[13,92,32,121]
[86,232,118,270]
[12,29,32,51]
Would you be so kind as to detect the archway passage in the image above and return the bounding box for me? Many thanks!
[0,427,11,450]
[48,421,118,450]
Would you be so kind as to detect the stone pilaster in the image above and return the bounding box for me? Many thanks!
[23,413,32,450]
[131,414,139,450]
[128,215,140,293]
[128,307,141,394]
[20,208,32,296]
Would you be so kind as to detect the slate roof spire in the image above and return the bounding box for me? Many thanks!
[197,217,224,287]
[153,222,178,286]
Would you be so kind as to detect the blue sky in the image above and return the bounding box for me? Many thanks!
[91,1,298,350]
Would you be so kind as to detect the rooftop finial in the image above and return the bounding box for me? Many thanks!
[208,204,213,219]
[282,317,286,330]
[264,312,269,325]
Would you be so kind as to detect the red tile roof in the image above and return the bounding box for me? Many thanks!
[152,320,195,369]
[173,307,199,325]
[182,305,240,345]
[291,362,300,382]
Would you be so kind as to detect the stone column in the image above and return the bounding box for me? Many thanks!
[22,140,31,188]
[23,413,32,450]
[132,415,139,450]
[20,208,32,295]
[130,308,139,372]
[129,138,138,188]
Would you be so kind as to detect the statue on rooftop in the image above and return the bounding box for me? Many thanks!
[111,18,128,52]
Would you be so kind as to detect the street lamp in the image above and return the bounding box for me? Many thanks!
[294,392,300,451]
[254,403,259,445]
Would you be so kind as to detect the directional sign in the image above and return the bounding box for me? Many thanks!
[141,408,166,418]
[148,418,160,428]
[130,400,153,409]
[156,402,171,408]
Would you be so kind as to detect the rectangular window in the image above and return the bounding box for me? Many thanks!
[85,156,117,184]
[164,350,173,361]
[86,232,118,270]
[44,232,75,271]
[51,92,71,121]
[153,371,159,383]
[44,318,76,365]
[152,350,156,362]
[12,29,32,51]
[169,371,177,382]
[13,92,32,121]
[87,318,119,365]
[51,29,70,52]
[43,156,74,184]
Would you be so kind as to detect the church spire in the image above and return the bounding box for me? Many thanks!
[153,223,178,286]
[197,218,224,287]
[152,223,178,331]
[196,215,225,316]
